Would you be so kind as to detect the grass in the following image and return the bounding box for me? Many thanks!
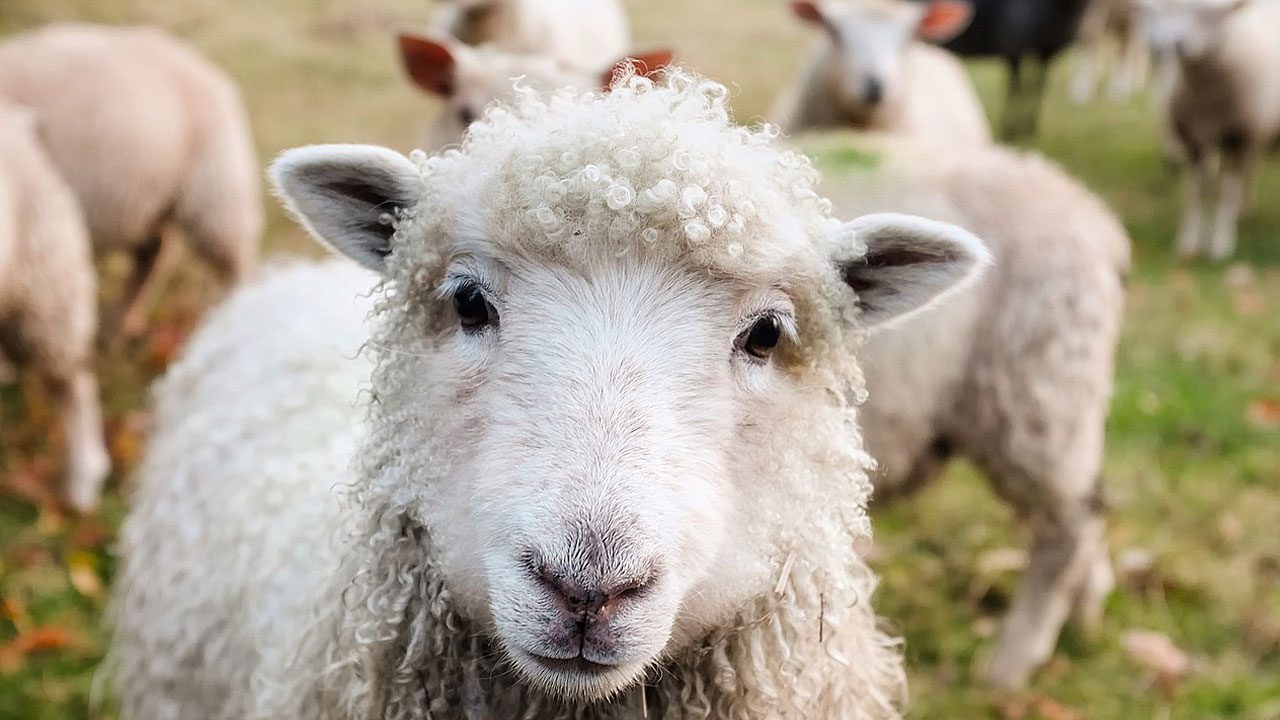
[1,1,1278,718]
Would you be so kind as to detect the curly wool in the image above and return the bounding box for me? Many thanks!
[112,71,905,719]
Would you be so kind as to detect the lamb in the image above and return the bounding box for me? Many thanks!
[1141,0,1280,260]
[433,0,630,73]
[936,0,1093,139]
[773,0,991,145]
[1071,0,1151,103]
[110,70,993,719]
[399,32,672,147]
[797,130,1130,689]
[0,23,263,336]
[0,103,110,512]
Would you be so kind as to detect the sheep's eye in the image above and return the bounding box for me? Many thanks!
[453,283,494,330]
[739,315,782,360]
[457,106,476,126]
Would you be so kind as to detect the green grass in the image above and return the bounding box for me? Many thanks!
[1,2,1278,718]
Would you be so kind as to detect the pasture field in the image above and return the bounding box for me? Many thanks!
[0,1,1277,718]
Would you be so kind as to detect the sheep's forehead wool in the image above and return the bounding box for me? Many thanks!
[404,70,847,283]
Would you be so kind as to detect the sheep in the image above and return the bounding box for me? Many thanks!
[0,23,263,337]
[1140,0,1280,260]
[935,0,1093,140]
[399,32,673,147]
[773,0,991,145]
[433,0,630,73]
[796,130,1130,689]
[0,103,110,513]
[110,69,995,719]
[1070,0,1151,104]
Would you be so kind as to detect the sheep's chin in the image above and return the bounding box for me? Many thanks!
[503,645,651,702]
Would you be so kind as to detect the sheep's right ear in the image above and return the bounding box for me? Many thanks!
[399,33,458,97]
[792,0,829,26]
[270,145,421,274]
[599,50,676,90]
[830,213,992,331]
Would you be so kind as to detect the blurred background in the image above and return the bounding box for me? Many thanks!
[0,0,1277,718]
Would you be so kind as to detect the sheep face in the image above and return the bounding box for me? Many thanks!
[792,0,972,118]
[272,74,988,704]
[398,34,673,148]
[1138,0,1247,63]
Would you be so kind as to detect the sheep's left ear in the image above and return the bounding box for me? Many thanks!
[270,144,422,274]
[916,0,973,42]
[831,213,991,330]
[600,50,675,90]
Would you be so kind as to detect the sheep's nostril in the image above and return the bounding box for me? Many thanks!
[535,565,655,620]
[864,77,884,106]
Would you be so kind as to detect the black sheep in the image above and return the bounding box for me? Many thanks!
[935,0,1094,139]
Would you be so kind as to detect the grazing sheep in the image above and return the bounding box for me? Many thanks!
[0,23,263,336]
[1141,0,1280,260]
[774,0,991,144]
[399,32,672,147]
[799,131,1130,689]
[1071,0,1150,103]
[936,0,1093,140]
[0,103,110,512]
[111,70,993,719]
[433,0,630,73]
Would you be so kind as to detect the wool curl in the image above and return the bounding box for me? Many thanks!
[111,70,905,720]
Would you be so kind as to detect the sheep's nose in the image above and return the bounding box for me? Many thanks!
[864,77,884,106]
[537,567,651,622]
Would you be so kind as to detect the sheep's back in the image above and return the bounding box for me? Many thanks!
[0,23,248,250]
[111,259,377,720]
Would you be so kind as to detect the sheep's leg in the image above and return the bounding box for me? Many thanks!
[1207,147,1254,260]
[1000,55,1026,141]
[51,369,111,513]
[985,504,1107,689]
[1108,30,1146,102]
[1070,44,1099,105]
[1176,153,1211,259]
[116,228,179,340]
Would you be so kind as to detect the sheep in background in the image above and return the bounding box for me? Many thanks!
[111,70,993,719]
[798,131,1130,689]
[398,32,671,147]
[935,0,1093,140]
[1071,0,1150,103]
[0,23,263,338]
[0,103,110,512]
[433,0,629,73]
[773,0,991,145]
[1142,0,1280,260]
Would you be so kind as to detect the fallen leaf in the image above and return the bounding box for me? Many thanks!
[0,626,84,675]
[146,322,188,369]
[1246,398,1280,430]
[108,410,152,468]
[67,551,103,599]
[2,458,56,506]
[1032,696,1082,720]
[1123,629,1193,693]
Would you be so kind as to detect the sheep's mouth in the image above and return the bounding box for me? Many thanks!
[522,652,617,676]
[508,647,643,700]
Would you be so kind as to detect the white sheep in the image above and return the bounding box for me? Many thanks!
[433,0,630,73]
[1070,0,1151,104]
[110,70,993,719]
[398,32,672,147]
[799,131,1131,689]
[0,103,110,512]
[1141,0,1280,259]
[0,23,263,335]
[772,0,991,144]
